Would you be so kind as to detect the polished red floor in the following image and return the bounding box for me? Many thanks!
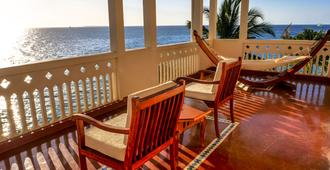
[198,81,330,170]
[0,80,329,169]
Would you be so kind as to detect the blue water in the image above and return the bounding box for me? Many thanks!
[1,25,329,67]
[258,25,330,40]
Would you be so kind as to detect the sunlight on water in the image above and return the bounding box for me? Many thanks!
[0,25,26,67]
[0,1,31,67]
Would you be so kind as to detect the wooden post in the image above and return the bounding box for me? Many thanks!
[143,0,157,48]
[108,0,125,52]
[239,0,249,40]
[191,0,203,41]
[209,0,218,40]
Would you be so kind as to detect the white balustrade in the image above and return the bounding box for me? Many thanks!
[0,53,118,140]
[242,40,330,76]
[158,43,200,83]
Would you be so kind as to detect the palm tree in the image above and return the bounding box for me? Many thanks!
[187,0,275,39]
[293,29,325,40]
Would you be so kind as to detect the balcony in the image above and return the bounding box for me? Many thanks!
[0,0,330,169]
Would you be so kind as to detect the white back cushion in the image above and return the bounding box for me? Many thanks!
[212,59,236,92]
[124,81,177,144]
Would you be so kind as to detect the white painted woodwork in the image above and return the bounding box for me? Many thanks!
[191,0,203,41]
[143,0,157,48]
[208,0,218,40]
[109,0,125,52]
[239,0,249,40]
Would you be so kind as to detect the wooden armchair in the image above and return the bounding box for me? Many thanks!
[73,80,185,170]
[177,57,242,137]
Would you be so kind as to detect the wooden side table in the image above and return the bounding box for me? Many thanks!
[177,103,212,147]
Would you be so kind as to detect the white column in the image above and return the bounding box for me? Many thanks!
[239,0,249,40]
[108,0,125,52]
[209,0,218,40]
[191,0,203,41]
[143,0,157,48]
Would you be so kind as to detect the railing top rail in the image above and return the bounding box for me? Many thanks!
[0,53,116,77]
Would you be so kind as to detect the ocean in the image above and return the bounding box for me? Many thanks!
[1,25,330,67]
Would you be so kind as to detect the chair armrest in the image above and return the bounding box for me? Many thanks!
[198,69,215,74]
[72,114,129,134]
[198,69,216,80]
[176,77,219,84]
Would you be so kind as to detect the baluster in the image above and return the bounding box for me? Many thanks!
[190,55,193,74]
[172,59,175,79]
[74,82,81,113]
[28,91,39,129]
[165,62,169,82]
[163,55,166,82]
[193,54,199,72]
[321,55,326,76]
[58,85,66,118]
[308,59,314,75]
[89,77,95,108]
[66,83,73,116]
[39,90,48,126]
[48,87,57,122]
[5,98,17,136]
[81,80,88,111]
[17,94,28,132]
[175,59,179,78]
[315,55,320,76]
[178,57,182,77]
[158,63,162,83]
[108,74,113,102]
[102,75,108,104]
[112,72,119,101]
[170,60,174,80]
[165,62,168,82]
[95,77,101,106]
[184,56,187,76]
[187,55,191,75]
[180,57,184,76]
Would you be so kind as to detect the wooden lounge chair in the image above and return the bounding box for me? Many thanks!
[193,30,330,90]
[177,58,242,137]
[73,80,185,170]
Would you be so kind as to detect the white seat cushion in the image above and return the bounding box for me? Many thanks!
[85,113,128,161]
[185,58,238,101]
[84,81,177,161]
[185,82,215,101]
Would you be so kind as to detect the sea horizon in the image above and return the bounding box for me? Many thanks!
[1,24,329,67]
[23,24,330,29]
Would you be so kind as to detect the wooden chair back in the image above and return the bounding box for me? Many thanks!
[215,57,242,104]
[124,81,185,166]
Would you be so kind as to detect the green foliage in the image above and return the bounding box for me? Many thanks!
[282,27,326,40]
[186,0,275,39]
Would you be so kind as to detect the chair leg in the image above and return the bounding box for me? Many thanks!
[230,98,234,123]
[78,153,87,170]
[170,138,178,170]
[200,118,206,147]
[213,106,220,138]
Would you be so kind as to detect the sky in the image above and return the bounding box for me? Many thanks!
[0,0,330,28]
[249,0,330,25]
